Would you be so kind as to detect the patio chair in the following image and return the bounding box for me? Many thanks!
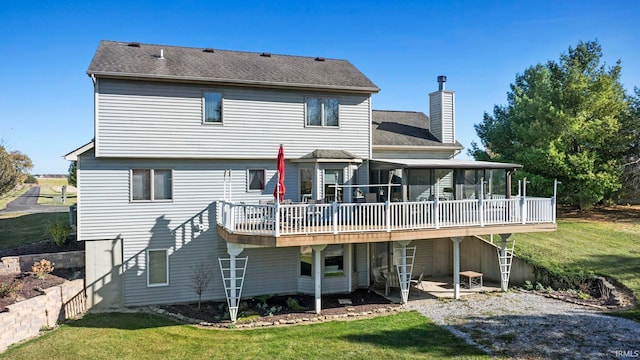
[411,271,424,290]
[254,199,275,230]
[369,266,387,293]
[365,193,378,203]
[383,270,400,296]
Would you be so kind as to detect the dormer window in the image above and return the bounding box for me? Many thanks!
[203,92,223,123]
[305,97,339,127]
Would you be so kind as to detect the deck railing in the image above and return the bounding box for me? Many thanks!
[217,196,556,237]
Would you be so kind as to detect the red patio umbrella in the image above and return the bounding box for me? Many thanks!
[273,144,286,202]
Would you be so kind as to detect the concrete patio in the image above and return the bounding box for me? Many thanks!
[376,276,502,303]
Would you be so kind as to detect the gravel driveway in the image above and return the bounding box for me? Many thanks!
[407,291,640,359]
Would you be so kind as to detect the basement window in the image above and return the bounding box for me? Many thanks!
[147,249,169,287]
[300,246,312,276]
[324,244,344,277]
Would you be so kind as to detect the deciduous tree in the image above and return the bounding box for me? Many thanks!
[0,145,33,195]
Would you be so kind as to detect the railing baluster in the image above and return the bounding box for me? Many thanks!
[216,196,556,237]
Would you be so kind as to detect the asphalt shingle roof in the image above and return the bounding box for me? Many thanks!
[298,149,361,160]
[372,110,462,148]
[88,40,379,93]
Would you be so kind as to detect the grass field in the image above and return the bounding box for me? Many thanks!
[36,178,77,206]
[0,312,488,360]
[0,212,68,249]
[511,213,640,321]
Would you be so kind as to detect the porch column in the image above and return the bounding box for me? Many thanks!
[312,244,327,314]
[346,244,353,293]
[450,237,464,300]
[313,163,321,201]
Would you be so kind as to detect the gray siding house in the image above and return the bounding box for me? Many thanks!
[66,41,556,320]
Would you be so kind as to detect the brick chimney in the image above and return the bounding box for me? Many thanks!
[429,76,455,143]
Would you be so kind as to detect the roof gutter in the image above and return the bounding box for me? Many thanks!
[64,141,95,161]
[373,144,464,151]
[291,158,363,164]
[86,72,381,94]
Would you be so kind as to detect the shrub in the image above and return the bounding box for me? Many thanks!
[189,264,212,310]
[0,281,17,297]
[24,174,37,184]
[254,295,271,306]
[49,220,72,246]
[286,297,306,311]
[32,259,54,279]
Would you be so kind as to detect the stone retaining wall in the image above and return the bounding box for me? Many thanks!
[0,251,84,276]
[0,279,85,352]
[0,257,20,276]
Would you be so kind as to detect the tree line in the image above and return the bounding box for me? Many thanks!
[471,40,640,209]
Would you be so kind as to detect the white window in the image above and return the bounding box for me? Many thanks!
[299,168,313,202]
[324,169,343,203]
[324,244,344,277]
[247,169,265,191]
[203,92,223,123]
[305,97,339,127]
[147,249,169,286]
[300,246,312,276]
[131,169,173,201]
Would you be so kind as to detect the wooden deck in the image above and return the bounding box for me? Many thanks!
[218,222,556,247]
[216,197,557,246]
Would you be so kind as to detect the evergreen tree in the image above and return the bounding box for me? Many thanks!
[472,41,635,209]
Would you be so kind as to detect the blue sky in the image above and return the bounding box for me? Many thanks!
[1,1,639,174]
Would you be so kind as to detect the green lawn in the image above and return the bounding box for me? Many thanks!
[511,218,640,320]
[0,312,488,360]
[0,212,68,249]
[36,178,77,206]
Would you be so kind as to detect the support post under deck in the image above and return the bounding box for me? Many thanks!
[219,243,248,323]
[394,241,415,304]
[498,234,514,292]
[451,237,464,300]
[312,244,327,314]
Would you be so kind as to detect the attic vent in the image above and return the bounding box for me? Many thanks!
[127,42,141,47]
[315,57,325,62]
[203,48,215,53]
[260,52,271,57]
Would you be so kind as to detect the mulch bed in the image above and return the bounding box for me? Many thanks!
[0,238,85,311]
[0,237,84,258]
[160,289,400,326]
[0,268,83,311]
